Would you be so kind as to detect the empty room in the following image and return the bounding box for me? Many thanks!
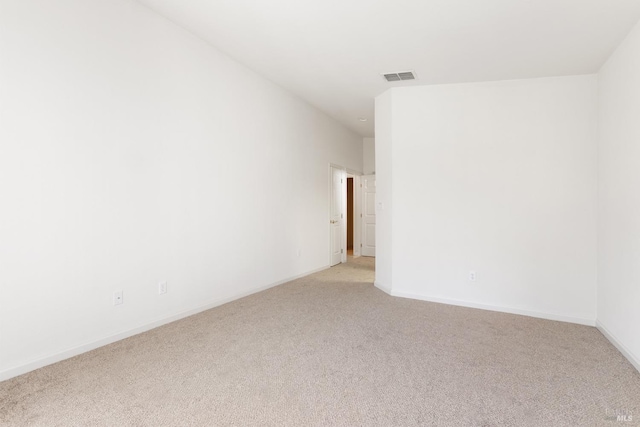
[1,0,640,425]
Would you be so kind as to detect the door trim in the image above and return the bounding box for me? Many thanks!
[346,169,363,258]
[350,174,362,257]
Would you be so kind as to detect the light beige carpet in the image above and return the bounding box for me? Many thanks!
[1,257,639,426]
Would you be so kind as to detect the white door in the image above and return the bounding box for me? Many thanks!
[330,166,345,266]
[361,175,376,257]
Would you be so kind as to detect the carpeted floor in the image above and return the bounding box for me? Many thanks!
[1,257,639,426]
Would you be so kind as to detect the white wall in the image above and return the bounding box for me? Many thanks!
[376,76,598,324]
[375,91,393,293]
[363,137,375,175]
[374,92,393,293]
[0,0,362,380]
[597,21,640,370]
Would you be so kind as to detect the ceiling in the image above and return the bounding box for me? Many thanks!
[135,0,640,137]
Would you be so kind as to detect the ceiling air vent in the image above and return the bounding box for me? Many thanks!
[383,71,416,82]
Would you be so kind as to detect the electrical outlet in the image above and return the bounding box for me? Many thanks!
[158,281,167,295]
[297,249,302,257]
[469,271,477,282]
[113,290,123,306]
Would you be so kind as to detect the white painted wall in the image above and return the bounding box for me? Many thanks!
[376,76,598,324]
[597,21,640,370]
[374,92,393,293]
[0,0,362,380]
[363,137,375,175]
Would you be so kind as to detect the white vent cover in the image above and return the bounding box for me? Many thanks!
[383,71,416,82]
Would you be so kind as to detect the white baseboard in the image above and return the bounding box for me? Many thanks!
[390,290,596,326]
[0,265,329,383]
[374,281,392,295]
[596,320,640,374]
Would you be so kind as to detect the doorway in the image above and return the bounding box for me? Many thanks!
[329,165,362,266]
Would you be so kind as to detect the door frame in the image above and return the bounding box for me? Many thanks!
[328,164,362,265]
[347,173,362,257]
[348,170,362,258]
